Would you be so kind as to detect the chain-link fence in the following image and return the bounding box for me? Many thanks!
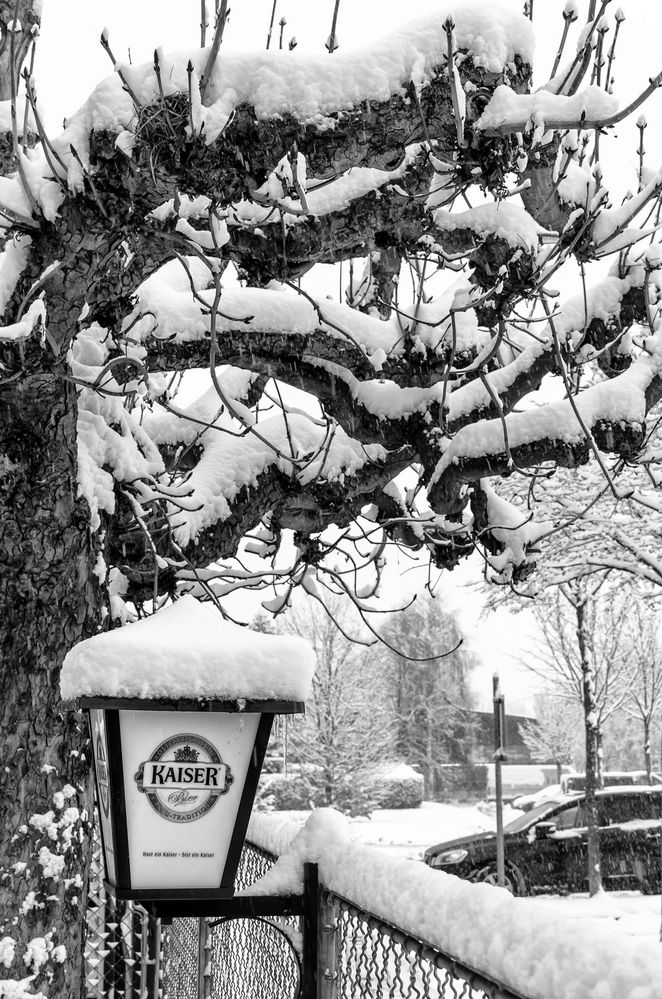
[323,890,525,999]
[161,918,202,999]
[160,843,301,999]
[88,834,527,999]
[208,843,301,999]
[161,843,525,999]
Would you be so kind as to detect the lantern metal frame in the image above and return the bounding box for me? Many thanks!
[80,695,304,910]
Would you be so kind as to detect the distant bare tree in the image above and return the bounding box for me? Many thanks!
[270,594,395,814]
[519,691,580,783]
[620,600,662,782]
[526,580,632,895]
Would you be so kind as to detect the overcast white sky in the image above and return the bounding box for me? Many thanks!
[31,0,661,713]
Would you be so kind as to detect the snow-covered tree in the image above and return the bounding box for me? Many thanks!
[524,580,633,893]
[4,0,662,991]
[619,599,662,781]
[265,594,394,815]
[378,597,476,797]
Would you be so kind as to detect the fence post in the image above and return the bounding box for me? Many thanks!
[318,892,339,999]
[140,912,161,999]
[302,862,319,999]
[198,917,212,999]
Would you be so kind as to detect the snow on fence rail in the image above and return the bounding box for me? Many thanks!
[246,810,662,999]
[160,835,524,999]
[87,810,662,999]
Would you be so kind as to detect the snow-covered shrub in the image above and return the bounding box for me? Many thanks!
[260,766,380,815]
[259,773,320,811]
[260,761,424,814]
[370,763,424,809]
[261,753,286,775]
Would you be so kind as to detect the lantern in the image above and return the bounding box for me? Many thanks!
[60,597,314,914]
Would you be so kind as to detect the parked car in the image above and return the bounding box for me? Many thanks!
[511,783,566,812]
[423,786,662,896]
[559,771,662,793]
[511,772,662,811]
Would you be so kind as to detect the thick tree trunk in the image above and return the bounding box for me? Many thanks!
[575,600,602,897]
[0,9,106,994]
[0,355,102,997]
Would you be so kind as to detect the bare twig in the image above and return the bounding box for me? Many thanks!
[265,0,277,50]
[637,115,647,193]
[200,0,208,48]
[326,0,341,53]
[153,50,175,137]
[99,28,141,110]
[550,3,579,81]
[200,0,229,101]
[604,6,625,93]
[22,71,67,189]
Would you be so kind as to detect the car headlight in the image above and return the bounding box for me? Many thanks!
[429,849,469,867]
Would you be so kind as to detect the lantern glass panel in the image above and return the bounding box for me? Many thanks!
[90,709,118,885]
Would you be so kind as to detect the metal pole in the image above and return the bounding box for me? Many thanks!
[198,916,212,999]
[140,912,160,999]
[302,863,319,999]
[318,893,339,999]
[493,674,507,889]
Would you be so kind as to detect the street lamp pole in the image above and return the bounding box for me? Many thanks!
[492,673,507,889]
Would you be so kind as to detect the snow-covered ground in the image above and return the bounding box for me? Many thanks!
[266,800,662,944]
[346,800,519,860]
[533,892,661,943]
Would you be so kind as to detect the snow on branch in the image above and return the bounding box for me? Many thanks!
[434,201,548,253]
[447,270,646,429]
[475,82,618,137]
[63,4,533,152]
[434,338,657,489]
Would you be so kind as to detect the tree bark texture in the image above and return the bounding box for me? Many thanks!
[0,358,102,996]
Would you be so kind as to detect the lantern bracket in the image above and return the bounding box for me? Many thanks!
[150,863,319,999]
[147,892,304,922]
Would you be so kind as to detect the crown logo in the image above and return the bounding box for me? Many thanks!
[174,745,199,762]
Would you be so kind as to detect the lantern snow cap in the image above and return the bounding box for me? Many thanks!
[60,595,314,701]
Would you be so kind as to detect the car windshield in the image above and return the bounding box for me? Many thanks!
[504,799,565,833]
